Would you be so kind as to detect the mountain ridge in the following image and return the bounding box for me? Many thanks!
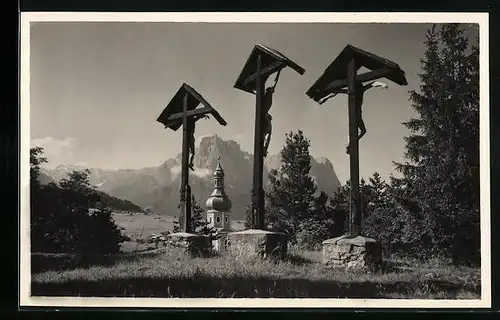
[42,135,341,220]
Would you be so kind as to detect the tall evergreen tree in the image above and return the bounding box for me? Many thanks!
[361,172,389,225]
[392,24,480,264]
[362,173,397,244]
[367,173,388,210]
[265,130,318,244]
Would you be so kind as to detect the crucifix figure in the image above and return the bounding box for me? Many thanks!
[187,114,210,171]
[306,45,407,238]
[157,83,227,234]
[318,80,388,155]
[234,44,305,230]
[261,69,281,158]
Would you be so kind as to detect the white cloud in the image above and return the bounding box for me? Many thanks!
[170,165,212,179]
[30,137,81,168]
[170,165,181,178]
[192,168,211,178]
[234,133,245,142]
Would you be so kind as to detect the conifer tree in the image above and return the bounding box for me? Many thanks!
[392,24,479,264]
[265,130,318,245]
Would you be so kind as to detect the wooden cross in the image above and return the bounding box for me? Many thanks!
[157,83,227,233]
[234,44,305,230]
[306,45,407,237]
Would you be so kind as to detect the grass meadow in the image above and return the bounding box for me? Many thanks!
[30,212,481,299]
[112,212,245,252]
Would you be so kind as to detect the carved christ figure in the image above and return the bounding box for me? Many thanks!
[260,70,281,158]
[318,80,388,154]
[263,89,274,158]
[187,114,210,171]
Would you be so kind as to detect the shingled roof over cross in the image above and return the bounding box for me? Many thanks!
[306,45,408,103]
[156,83,227,131]
[234,44,305,95]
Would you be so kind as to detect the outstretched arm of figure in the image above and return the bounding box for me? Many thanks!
[362,81,388,92]
[250,70,281,95]
[194,114,210,121]
[317,88,348,105]
[270,69,282,90]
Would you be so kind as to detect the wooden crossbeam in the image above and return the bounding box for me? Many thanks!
[242,61,285,87]
[319,67,392,97]
[166,106,213,121]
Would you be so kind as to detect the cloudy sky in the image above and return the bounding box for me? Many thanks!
[29,21,478,183]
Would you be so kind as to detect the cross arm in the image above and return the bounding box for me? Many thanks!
[242,61,286,87]
[166,106,213,121]
[317,67,393,99]
[161,107,227,128]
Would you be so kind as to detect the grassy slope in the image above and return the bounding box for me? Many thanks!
[31,247,480,299]
[31,213,480,299]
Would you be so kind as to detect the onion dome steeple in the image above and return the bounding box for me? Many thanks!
[205,157,232,211]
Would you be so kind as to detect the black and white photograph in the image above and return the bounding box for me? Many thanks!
[20,13,490,308]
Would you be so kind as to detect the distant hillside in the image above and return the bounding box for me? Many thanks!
[37,172,143,213]
[39,172,55,185]
[96,190,143,213]
[42,135,341,220]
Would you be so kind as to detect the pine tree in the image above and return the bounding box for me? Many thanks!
[392,24,480,264]
[265,130,318,245]
[362,172,388,220]
[362,173,392,241]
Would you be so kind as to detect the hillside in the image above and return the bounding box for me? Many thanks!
[97,191,143,213]
[42,135,341,220]
[38,172,143,213]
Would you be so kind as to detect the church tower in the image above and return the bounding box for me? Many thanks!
[206,157,232,251]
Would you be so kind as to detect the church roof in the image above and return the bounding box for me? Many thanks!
[206,157,232,211]
[213,160,225,178]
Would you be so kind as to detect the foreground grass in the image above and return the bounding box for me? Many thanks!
[31,247,480,299]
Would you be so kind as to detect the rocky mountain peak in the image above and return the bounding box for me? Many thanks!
[42,136,341,219]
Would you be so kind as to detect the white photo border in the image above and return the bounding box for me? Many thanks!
[19,12,491,309]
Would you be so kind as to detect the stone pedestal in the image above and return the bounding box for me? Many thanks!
[228,229,287,260]
[165,232,211,257]
[322,234,382,270]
